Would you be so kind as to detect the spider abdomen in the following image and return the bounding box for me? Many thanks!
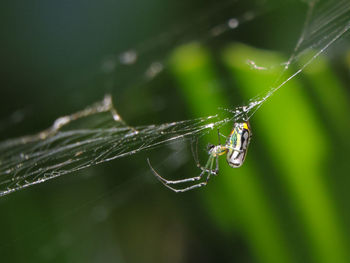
[226,122,251,168]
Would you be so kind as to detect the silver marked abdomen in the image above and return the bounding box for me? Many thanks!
[226,122,251,168]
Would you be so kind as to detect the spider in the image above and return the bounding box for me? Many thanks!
[147,121,252,193]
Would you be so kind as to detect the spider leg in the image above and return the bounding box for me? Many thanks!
[171,155,218,193]
[148,134,223,193]
[147,158,214,193]
[162,181,208,193]
[147,158,206,184]
[217,128,229,142]
[204,156,216,181]
[190,138,218,175]
[191,137,202,168]
[219,132,227,140]
[213,155,219,176]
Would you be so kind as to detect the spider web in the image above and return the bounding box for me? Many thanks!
[0,0,350,197]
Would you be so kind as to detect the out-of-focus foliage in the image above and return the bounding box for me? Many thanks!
[171,42,350,263]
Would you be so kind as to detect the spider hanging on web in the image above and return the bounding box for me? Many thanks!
[147,121,252,193]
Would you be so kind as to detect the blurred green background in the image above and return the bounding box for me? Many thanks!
[1,0,350,262]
